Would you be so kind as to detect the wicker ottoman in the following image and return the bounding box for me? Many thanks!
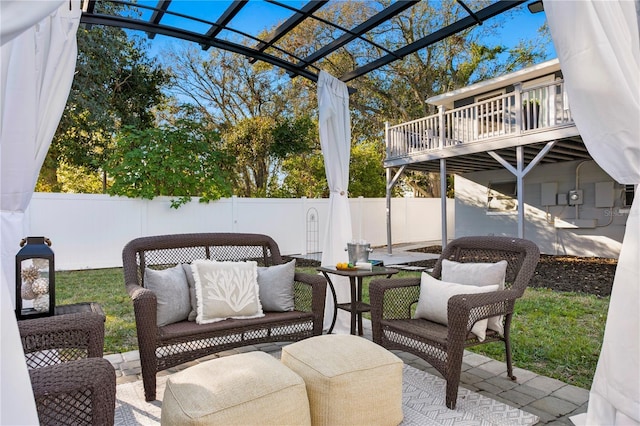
[281,334,404,426]
[161,351,311,426]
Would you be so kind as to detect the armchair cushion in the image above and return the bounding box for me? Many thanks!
[441,259,508,335]
[192,260,264,324]
[414,272,498,341]
[182,264,198,321]
[144,264,191,326]
[257,259,296,312]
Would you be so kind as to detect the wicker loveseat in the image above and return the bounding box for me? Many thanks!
[122,232,326,401]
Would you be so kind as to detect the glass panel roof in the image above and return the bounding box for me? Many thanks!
[81,0,530,83]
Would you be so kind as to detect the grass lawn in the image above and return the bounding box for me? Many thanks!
[55,266,608,390]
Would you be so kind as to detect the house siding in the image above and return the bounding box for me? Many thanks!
[455,159,628,257]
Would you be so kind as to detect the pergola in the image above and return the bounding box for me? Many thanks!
[1,1,637,425]
[79,0,526,84]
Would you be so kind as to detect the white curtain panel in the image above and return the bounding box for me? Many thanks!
[545,1,640,424]
[318,70,353,333]
[0,1,81,424]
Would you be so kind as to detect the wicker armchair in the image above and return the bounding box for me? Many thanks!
[370,236,540,409]
[18,308,116,425]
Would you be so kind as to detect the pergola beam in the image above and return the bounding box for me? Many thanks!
[295,0,418,68]
[202,0,248,44]
[340,0,526,82]
[80,13,320,82]
[249,0,328,63]
[147,1,172,39]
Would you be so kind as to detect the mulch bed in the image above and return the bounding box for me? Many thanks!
[409,246,616,297]
[289,246,617,298]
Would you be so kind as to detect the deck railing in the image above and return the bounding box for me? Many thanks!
[386,79,574,159]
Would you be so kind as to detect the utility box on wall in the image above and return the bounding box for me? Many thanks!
[541,182,558,206]
[595,181,615,208]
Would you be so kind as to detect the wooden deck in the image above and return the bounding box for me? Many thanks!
[385,79,590,174]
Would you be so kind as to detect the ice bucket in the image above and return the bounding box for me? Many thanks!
[345,243,373,264]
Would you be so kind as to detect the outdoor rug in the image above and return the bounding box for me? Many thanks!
[115,364,539,426]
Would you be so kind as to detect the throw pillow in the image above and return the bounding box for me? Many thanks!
[257,259,296,312]
[181,264,198,321]
[441,259,508,336]
[191,260,264,324]
[414,272,499,341]
[144,264,191,327]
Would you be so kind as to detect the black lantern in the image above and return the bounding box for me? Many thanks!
[15,237,55,320]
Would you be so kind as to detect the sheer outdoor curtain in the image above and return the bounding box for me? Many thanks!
[545,1,640,424]
[0,1,81,423]
[318,70,353,333]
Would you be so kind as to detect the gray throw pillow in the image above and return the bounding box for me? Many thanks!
[144,264,191,327]
[181,264,198,321]
[257,259,296,312]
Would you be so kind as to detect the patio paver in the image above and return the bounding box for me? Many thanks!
[106,319,588,425]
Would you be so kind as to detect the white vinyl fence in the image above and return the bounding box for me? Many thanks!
[24,193,454,270]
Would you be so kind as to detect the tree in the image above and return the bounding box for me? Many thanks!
[275,0,549,197]
[221,115,316,197]
[105,119,233,208]
[38,8,169,192]
[165,1,550,199]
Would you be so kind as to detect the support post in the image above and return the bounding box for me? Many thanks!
[440,159,448,248]
[516,146,525,238]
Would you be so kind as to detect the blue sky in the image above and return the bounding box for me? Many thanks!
[135,1,555,64]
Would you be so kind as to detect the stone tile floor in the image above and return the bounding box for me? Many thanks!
[106,320,588,425]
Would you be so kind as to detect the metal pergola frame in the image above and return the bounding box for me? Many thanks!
[80,0,527,83]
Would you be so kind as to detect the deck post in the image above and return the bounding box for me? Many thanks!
[440,159,448,248]
[514,82,523,134]
[438,105,445,148]
[516,146,525,238]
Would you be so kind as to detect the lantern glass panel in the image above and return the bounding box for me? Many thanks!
[16,237,55,319]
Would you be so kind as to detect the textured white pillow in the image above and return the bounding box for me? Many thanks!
[414,272,499,341]
[192,260,264,324]
[441,259,508,336]
[144,264,191,327]
[257,259,296,312]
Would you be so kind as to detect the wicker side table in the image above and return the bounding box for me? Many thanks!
[20,302,106,365]
[18,302,115,425]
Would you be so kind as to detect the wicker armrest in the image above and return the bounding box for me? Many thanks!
[294,272,327,304]
[30,358,116,425]
[370,277,421,321]
[19,312,105,365]
[448,288,521,319]
[294,271,327,335]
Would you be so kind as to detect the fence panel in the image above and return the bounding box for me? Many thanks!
[26,193,453,270]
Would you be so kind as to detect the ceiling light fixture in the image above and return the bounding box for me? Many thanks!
[527,1,544,14]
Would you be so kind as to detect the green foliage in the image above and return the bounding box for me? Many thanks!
[277,150,327,198]
[39,7,169,192]
[105,120,233,208]
[221,115,317,197]
[348,141,387,197]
